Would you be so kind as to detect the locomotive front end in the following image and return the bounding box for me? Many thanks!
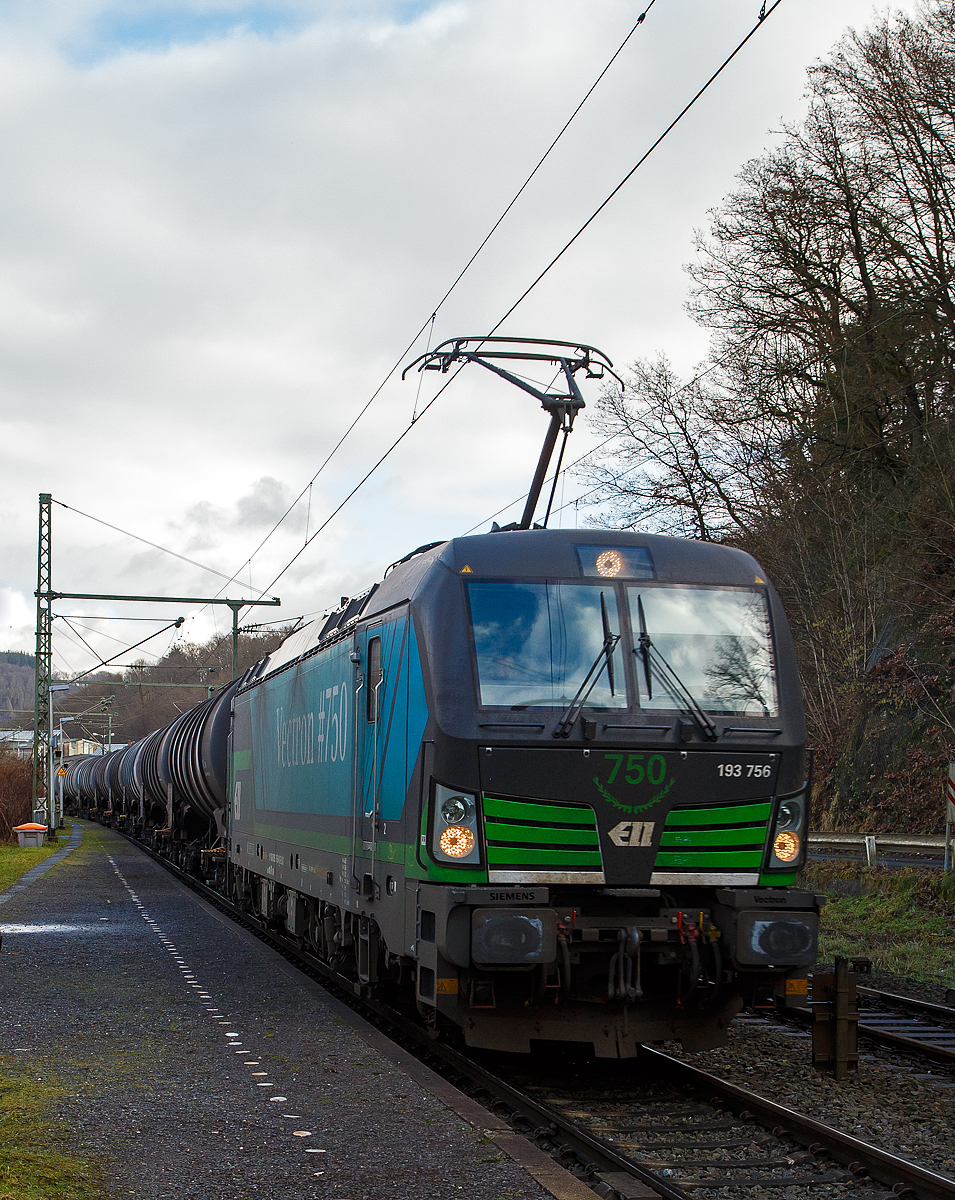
[413,529,819,1056]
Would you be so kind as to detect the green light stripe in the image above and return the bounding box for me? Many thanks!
[487,846,603,866]
[664,802,771,827]
[654,849,763,869]
[483,797,602,870]
[483,796,596,825]
[660,828,766,848]
[485,821,599,847]
[233,749,252,772]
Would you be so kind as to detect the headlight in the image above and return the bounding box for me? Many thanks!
[766,790,807,870]
[431,783,481,865]
[736,911,818,965]
[441,794,471,824]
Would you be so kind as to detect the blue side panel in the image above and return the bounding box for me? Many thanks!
[378,619,430,820]
[250,639,353,816]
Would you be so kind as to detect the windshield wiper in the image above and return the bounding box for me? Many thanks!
[553,593,619,738]
[634,595,719,741]
[601,590,616,696]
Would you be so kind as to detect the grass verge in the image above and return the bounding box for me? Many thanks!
[0,825,72,894]
[802,861,955,986]
[0,1058,102,1200]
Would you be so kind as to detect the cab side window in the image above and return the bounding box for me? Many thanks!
[367,636,382,723]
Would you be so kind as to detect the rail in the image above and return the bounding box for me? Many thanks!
[856,986,955,1064]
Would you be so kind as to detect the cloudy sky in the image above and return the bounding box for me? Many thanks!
[0,0,913,676]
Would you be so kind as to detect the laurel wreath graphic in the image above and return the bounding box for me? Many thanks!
[593,775,674,815]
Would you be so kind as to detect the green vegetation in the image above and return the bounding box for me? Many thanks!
[0,827,70,893]
[804,862,955,986]
[0,653,35,669]
[0,1059,101,1200]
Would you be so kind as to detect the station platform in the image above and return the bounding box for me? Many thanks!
[0,820,592,1200]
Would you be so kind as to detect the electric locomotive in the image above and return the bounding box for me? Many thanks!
[226,525,816,1056]
[65,339,819,1058]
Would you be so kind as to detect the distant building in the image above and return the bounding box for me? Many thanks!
[0,730,35,759]
[62,738,102,758]
[0,731,111,760]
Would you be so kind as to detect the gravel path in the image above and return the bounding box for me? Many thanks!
[0,821,554,1200]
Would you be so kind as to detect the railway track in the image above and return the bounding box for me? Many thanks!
[856,986,955,1065]
[121,828,955,1200]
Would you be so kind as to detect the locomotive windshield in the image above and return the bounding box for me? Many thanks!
[629,586,777,717]
[468,581,627,708]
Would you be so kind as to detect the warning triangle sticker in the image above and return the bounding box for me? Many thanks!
[460,565,473,573]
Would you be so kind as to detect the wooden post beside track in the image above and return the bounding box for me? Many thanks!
[811,957,859,1079]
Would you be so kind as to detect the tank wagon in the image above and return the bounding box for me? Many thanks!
[66,339,819,1058]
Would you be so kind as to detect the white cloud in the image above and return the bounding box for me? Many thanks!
[0,588,34,646]
[0,0,918,667]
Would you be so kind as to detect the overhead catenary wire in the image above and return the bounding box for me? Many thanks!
[56,623,108,664]
[43,1,781,669]
[58,618,107,662]
[27,12,669,696]
[58,616,162,651]
[54,614,177,622]
[254,3,786,597]
[69,619,186,684]
[197,3,662,606]
[54,619,175,683]
[52,648,78,677]
[51,499,237,585]
[488,0,785,333]
[46,500,272,676]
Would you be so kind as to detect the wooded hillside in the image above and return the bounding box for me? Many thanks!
[0,652,35,724]
[56,628,291,746]
[586,2,955,831]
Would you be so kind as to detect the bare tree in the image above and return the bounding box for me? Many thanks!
[0,746,32,842]
[582,3,955,813]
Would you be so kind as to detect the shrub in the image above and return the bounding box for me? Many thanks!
[0,746,33,843]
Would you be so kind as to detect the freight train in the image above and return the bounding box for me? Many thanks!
[64,339,819,1058]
